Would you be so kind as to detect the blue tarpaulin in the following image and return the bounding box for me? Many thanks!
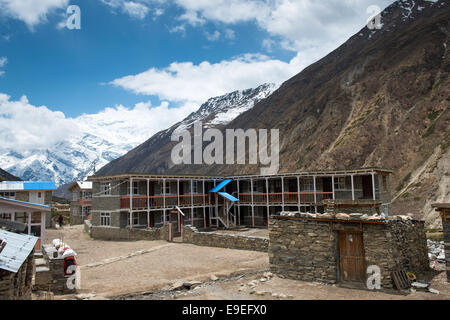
[218,192,239,202]
[209,179,232,193]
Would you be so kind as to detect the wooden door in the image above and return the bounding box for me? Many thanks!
[322,177,332,193]
[339,231,365,283]
[362,175,373,199]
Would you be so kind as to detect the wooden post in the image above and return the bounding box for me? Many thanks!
[130,177,133,229]
[331,175,335,200]
[351,174,355,201]
[296,176,300,212]
[250,178,255,227]
[163,178,166,225]
[191,179,194,226]
[281,177,284,212]
[237,179,241,226]
[372,172,376,201]
[147,178,150,228]
[313,175,317,213]
[266,178,270,226]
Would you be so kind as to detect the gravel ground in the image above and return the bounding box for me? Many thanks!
[46,225,449,300]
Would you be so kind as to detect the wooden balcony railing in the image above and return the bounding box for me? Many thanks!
[120,194,213,209]
[120,192,333,209]
[79,198,92,207]
[238,192,333,204]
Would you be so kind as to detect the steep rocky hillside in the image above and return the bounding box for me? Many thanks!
[0,167,21,181]
[97,83,277,174]
[96,0,449,227]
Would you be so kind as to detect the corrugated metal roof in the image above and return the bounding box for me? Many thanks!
[0,230,38,273]
[0,181,56,191]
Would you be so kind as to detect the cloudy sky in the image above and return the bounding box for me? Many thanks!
[0,0,394,150]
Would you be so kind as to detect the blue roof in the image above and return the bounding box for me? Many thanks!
[209,179,232,193]
[218,192,240,202]
[23,181,56,190]
[0,181,56,191]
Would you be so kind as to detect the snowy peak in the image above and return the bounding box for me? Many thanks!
[174,83,277,132]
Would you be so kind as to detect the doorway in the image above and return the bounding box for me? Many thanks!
[362,175,374,199]
[338,231,365,283]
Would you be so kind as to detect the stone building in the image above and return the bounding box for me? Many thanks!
[68,181,92,225]
[432,203,450,282]
[88,168,392,240]
[0,181,56,232]
[269,213,429,289]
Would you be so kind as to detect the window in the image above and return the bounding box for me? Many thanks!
[334,177,346,190]
[0,213,11,220]
[133,181,139,195]
[72,191,78,201]
[301,178,314,191]
[127,214,139,226]
[0,192,15,199]
[82,191,92,199]
[100,212,111,226]
[72,207,78,216]
[161,183,170,195]
[38,192,42,198]
[82,207,91,216]
[100,183,111,196]
[191,181,198,193]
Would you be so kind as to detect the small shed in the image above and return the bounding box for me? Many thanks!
[432,203,450,282]
[0,229,38,299]
[269,213,429,289]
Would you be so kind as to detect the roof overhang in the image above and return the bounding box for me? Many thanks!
[88,167,393,181]
[0,197,51,213]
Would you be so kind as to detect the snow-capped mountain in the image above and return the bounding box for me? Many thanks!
[96,83,278,176]
[0,83,277,184]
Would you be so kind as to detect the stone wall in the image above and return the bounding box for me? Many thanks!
[269,215,429,288]
[182,225,268,252]
[443,217,450,282]
[90,226,161,241]
[0,249,34,300]
[269,217,338,283]
[34,245,76,295]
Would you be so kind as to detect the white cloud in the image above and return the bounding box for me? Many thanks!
[0,0,69,28]
[205,30,221,41]
[0,93,197,152]
[224,28,235,40]
[110,53,303,105]
[0,94,77,150]
[172,0,394,67]
[122,1,149,19]
[101,0,150,19]
[0,57,7,68]
[0,56,7,76]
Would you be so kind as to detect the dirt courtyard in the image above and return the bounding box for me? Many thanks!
[45,225,449,300]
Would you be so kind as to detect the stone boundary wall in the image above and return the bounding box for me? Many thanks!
[182,226,268,252]
[443,218,450,282]
[90,226,162,241]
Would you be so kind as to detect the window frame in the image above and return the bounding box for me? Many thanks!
[334,177,346,190]
[100,183,111,196]
[100,212,111,226]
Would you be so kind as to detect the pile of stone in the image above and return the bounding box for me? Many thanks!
[427,240,446,263]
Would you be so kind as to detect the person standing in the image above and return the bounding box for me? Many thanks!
[58,214,64,228]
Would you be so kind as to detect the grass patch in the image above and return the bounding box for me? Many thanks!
[428,110,440,121]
